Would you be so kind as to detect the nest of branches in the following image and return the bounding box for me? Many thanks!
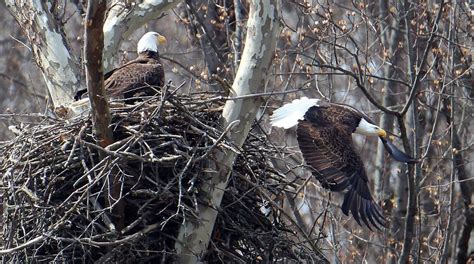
[0,90,327,263]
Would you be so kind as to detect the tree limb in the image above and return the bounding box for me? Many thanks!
[84,0,121,230]
[84,0,113,148]
[174,1,281,262]
[398,2,445,263]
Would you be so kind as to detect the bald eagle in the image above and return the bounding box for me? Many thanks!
[75,31,166,102]
[271,97,418,230]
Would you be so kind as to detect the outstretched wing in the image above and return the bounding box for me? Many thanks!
[296,120,387,230]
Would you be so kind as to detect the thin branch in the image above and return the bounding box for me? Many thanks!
[400,1,446,115]
[310,62,400,115]
[0,235,46,255]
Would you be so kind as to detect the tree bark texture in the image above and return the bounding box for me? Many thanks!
[84,0,113,148]
[175,0,281,262]
[5,0,81,107]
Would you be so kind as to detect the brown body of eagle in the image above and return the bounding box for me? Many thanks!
[75,32,166,102]
[296,103,386,229]
[104,50,164,99]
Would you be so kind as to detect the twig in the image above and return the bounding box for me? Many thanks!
[0,235,45,255]
[194,120,240,162]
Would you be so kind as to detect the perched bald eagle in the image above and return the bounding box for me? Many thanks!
[271,97,418,230]
[75,31,166,102]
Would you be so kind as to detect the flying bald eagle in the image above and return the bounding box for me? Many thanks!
[75,31,166,102]
[270,97,418,230]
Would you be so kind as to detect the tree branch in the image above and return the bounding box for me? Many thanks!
[398,2,445,263]
[84,0,121,230]
[400,1,445,115]
[84,1,113,148]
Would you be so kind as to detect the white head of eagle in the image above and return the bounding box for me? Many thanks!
[137,31,167,53]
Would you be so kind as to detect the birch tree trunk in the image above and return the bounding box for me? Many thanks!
[5,0,81,107]
[175,0,281,262]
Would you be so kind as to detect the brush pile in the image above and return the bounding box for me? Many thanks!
[0,90,327,263]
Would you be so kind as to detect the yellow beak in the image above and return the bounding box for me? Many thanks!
[157,35,167,45]
[378,128,387,138]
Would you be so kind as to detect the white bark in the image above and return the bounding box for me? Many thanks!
[175,0,281,262]
[5,0,81,108]
[103,0,182,71]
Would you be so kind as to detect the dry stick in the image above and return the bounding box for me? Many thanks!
[238,169,326,261]
[212,74,233,95]
[194,120,240,163]
[89,198,116,234]
[51,158,119,232]
[48,222,161,247]
[160,144,199,229]
[198,88,309,103]
[0,112,57,121]
[64,124,87,167]
[0,235,46,255]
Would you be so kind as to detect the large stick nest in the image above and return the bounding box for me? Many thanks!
[0,91,327,263]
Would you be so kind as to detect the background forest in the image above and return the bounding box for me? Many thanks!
[0,0,472,263]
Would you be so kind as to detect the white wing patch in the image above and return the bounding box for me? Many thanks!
[270,97,320,129]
